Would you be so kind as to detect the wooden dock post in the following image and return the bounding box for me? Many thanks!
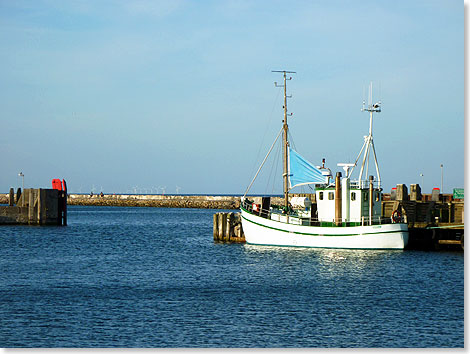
[213,213,219,241]
[213,212,246,243]
[218,213,227,241]
[226,212,233,241]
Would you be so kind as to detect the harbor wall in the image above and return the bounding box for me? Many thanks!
[0,191,463,219]
[0,190,463,250]
[66,194,242,209]
[0,194,241,209]
[0,188,67,225]
[65,194,283,209]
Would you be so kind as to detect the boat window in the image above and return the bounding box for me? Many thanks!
[351,192,356,201]
[375,192,380,202]
[319,192,323,200]
[328,192,334,200]
[364,192,368,201]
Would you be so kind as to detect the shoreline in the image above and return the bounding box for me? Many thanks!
[0,193,285,209]
[67,194,243,209]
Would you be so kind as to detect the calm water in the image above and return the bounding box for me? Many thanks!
[0,206,464,348]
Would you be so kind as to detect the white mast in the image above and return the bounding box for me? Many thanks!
[350,82,382,189]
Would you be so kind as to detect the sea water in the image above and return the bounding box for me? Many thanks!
[0,206,464,347]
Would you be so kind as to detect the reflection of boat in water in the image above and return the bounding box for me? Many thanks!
[241,72,408,250]
[242,245,397,274]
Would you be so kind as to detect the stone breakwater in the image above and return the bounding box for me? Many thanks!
[1,194,284,209]
[67,194,242,209]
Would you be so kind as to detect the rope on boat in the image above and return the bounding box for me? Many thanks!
[244,127,283,198]
[249,87,282,178]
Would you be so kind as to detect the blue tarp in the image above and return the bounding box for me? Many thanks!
[288,147,328,189]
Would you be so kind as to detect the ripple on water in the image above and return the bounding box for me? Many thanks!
[0,206,464,347]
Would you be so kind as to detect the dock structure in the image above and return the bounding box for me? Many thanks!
[381,184,464,250]
[0,188,67,225]
[216,184,464,250]
[213,212,245,242]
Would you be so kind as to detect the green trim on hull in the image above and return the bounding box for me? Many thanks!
[241,207,408,237]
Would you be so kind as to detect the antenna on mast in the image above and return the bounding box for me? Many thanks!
[362,82,381,114]
[362,85,366,111]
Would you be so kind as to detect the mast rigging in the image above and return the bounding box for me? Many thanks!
[272,70,296,209]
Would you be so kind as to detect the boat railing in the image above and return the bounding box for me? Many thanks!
[350,179,381,189]
[241,198,404,226]
[241,198,273,219]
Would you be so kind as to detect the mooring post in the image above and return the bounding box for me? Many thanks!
[28,189,34,224]
[37,189,42,224]
[213,213,219,241]
[9,188,14,206]
[234,223,241,238]
[227,212,234,241]
[234,213,241,238]
[219,213,227,241]
[213,212,246,243]
[16,188,21,204]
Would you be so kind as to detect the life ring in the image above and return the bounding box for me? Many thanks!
[392,210,401,223]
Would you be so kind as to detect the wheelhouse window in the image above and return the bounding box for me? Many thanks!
[364,192,368,201]
[351,192,356,201]
[328,192,334,200]
[319,192,323,200]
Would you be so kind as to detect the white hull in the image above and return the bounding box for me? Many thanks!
[241,209,408,250]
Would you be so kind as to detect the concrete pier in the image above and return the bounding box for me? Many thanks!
[0,188,67,225]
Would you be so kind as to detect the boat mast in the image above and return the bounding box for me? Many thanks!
[272,70,296,209]
[352,82,382,189]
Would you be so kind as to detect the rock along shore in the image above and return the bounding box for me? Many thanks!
[67,194,242,209]
[0,193,284,210]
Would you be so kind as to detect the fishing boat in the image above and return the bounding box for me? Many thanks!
[240,71,408,249]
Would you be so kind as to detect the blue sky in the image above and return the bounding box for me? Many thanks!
[0,0,464,195]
